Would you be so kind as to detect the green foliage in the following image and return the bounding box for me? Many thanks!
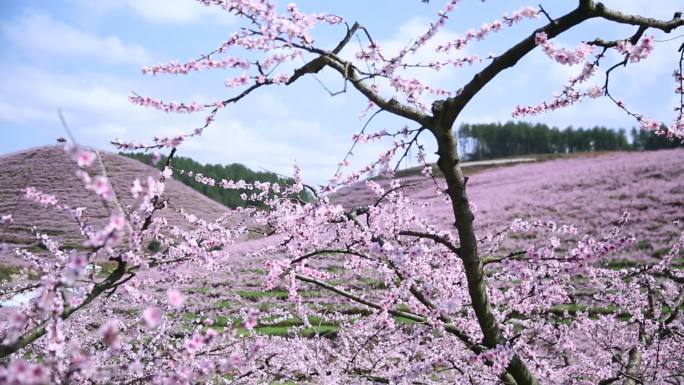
[458,121,633,160]
[147,239,162,252]
[122,153,312,208]
[0,264,20,281]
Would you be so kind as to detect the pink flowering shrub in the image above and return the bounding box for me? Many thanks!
[1,1,684,384]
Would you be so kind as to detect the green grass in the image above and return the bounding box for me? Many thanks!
[356,278,388,289]
[96,261,119,278]
[237,289,289,300]
[188,287,212,295]
[636,240,653,251]
[214,299,232,309]
[0,263,20,281]
[248,324,340,338]
[236,289,321,301]
[0,263,42,282]
[184,310,341,338]
[603,258,640,269]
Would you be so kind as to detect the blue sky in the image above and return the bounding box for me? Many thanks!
[0,0,682,185]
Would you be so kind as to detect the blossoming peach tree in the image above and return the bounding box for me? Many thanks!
[2,1,684,384]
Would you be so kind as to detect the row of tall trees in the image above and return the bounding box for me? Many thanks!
[123,153,311,208]
[458,122,682,160]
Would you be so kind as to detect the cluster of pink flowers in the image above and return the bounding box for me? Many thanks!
[142,56,251,76]
[535,32,594,65]
[63,144,96,168]
[83,213,126,248]
[167,289,185,308]
[355,42,383,63]
[98,320,120,349]
[113,125,212,150]
[571,57,600,84]
[142,307,163,328]
[512,84,603,117]
[616,35,655,63]
[389,76,427,103]
[224,73,251,88]
[243,308,260,329]
[114,133,194,150]
[437,6,539,53]
[639,116,664,132]
[0,360,50,385]
[154,134,187,148]
[470,344,514,376]
[351,128,389,144]
[128,95,204,113]
[672,68,684,136]
[406,0,460,53]
[24,187,58,207]
[176,169,279,201]
[355,0,463,93]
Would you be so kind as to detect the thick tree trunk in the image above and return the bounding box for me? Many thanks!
[622,347,642,385]
[430,103,540,385]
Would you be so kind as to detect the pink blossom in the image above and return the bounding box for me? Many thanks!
[617,35,655,62]
[1,360,50,385]
[167,289,185,308]
[90,176,114,201]
[77,150,96,168]
[535,32,594,66]
[143,307,163,328]
[244,308,259,330]
[67,253,88,276]
[128,95,204,113]
[99,320,120,349]
[25,187,58,207]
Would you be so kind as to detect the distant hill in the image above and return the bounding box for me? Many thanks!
[122,152,311,208]
[0,146,228,255]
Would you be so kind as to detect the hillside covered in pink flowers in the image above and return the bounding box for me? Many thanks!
[0,146,228,262]
[332,149,684,265]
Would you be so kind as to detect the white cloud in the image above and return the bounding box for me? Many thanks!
[1,13,151,65]
[181,117,342,183]
[0,64,349,184]
[0,102,54,125]
[74,0,236,25]
[249,92,290,118]
[126,0,235,25]
[1,67,140,123]
[0,65,206,146]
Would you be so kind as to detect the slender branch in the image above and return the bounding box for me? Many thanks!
[318,54,432,127]
[592,4,684,32]
[290,248,371,264]
[294,274,484,352]
[393,127,426,172]
[398,230,460,255]
[0,259,127,357]
[482,250,527,265]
